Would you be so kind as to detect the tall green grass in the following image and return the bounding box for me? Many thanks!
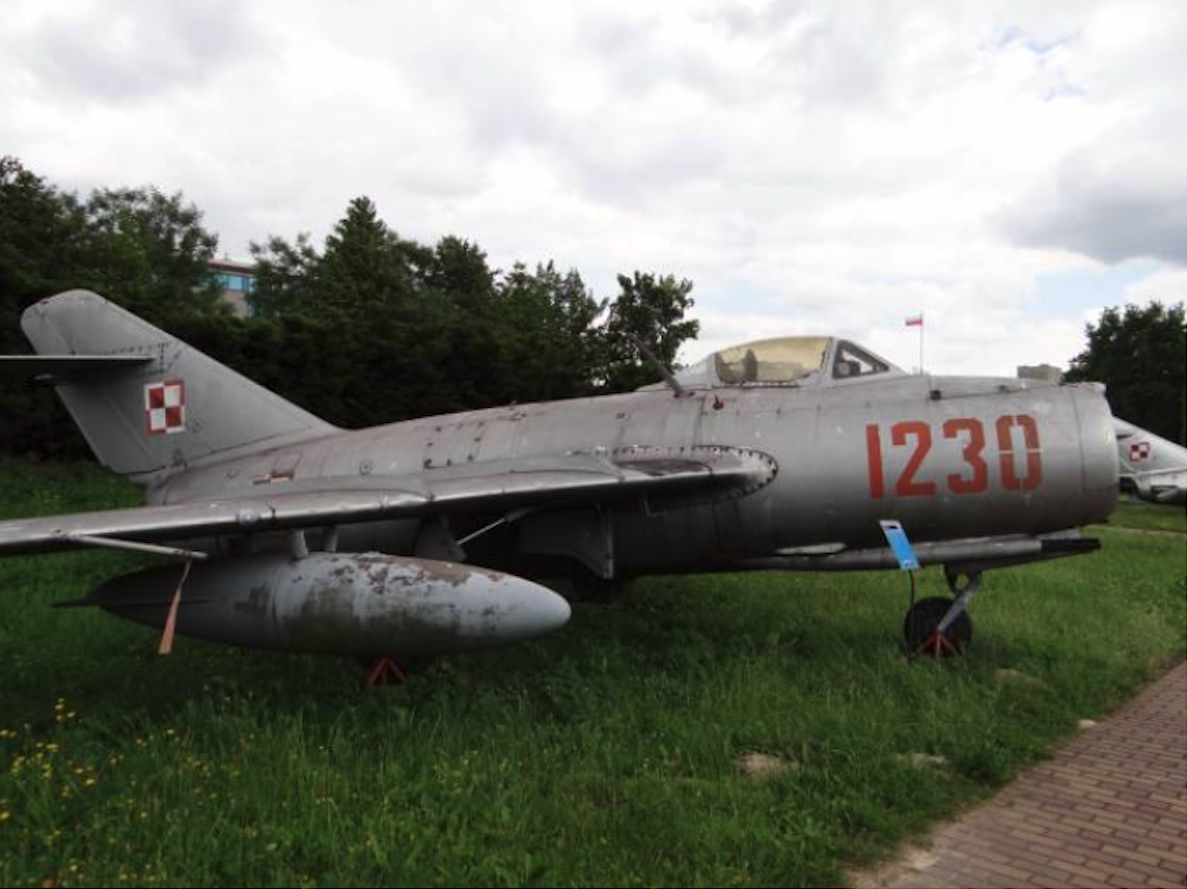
[1105,497,1187,533]
[1,460,1184,887]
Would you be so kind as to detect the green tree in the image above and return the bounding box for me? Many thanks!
[248,198,484,426]
[601,271,699,392]
[248,233,321,319]
[0,157,92,303]
[0,158,95,454]
[416,237,501,410]
[315,196,429,324]
[1065,301,1187,444]
[82,186,223,324]
[494,262,606,402]
[0,161,227,454]
[426,237,496,310]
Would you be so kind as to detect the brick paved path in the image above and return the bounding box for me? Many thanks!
[854,662,1187,888]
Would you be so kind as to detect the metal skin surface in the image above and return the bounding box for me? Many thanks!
[1114,418,1187,506]
[1,291,1120,658]
[150,370,1117,578]
[87,553,572,657]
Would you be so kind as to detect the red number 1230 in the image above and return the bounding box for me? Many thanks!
[866,415,1042,499]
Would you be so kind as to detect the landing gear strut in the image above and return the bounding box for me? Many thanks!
[903,569,981,658]
[570,568,626,602]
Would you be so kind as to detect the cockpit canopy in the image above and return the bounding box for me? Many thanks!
[669,336,903,390]
[713,337,830,385]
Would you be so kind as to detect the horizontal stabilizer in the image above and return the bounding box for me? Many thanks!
[0,355,153,378]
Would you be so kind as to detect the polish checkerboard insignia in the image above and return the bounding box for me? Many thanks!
[145,380,186,435]
[1129,441,1151,462]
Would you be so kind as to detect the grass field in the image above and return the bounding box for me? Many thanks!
[0,460,1184,887]
[1104,496,1187,533]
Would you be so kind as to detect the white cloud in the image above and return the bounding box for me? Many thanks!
[1001,124,1187,265]
[1124,268,1187,304]
[6,0,262,105]
[1,0,1184,379]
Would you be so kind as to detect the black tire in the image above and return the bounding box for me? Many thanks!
[903,596,972,656]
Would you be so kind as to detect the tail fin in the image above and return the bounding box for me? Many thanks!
[19,290,336,479]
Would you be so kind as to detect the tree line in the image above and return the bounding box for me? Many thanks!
[0,157,698,457]
[1,156,1183,458]
[1065,301,1186,446]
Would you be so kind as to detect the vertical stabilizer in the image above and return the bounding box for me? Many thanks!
[20,290,336,479]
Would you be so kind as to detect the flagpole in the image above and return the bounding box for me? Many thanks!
[905,313,924,373]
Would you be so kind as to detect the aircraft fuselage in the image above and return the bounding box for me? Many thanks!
[151,373,1118,580]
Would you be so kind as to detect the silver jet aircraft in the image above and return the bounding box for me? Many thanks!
[1113,418,1187,507]
[0,291,1118,673]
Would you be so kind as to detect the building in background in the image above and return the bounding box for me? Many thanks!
[1017,363,1063,384]
[209,258,257,317]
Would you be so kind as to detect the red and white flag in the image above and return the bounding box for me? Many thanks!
[905,314,924,328]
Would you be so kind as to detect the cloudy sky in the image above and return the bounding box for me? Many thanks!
[2,0,1184,375]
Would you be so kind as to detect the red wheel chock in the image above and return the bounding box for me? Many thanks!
[366,657,408,688]
[914,629,958,659]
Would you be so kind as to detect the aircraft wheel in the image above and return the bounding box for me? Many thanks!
[903,597,972,657]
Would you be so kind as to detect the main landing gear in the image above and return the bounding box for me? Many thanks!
[570,567,626,603]
[903,569,981,658]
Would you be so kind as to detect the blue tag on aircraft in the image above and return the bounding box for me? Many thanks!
[879,520,920,571]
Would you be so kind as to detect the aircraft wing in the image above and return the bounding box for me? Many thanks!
[0,446,775,557]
